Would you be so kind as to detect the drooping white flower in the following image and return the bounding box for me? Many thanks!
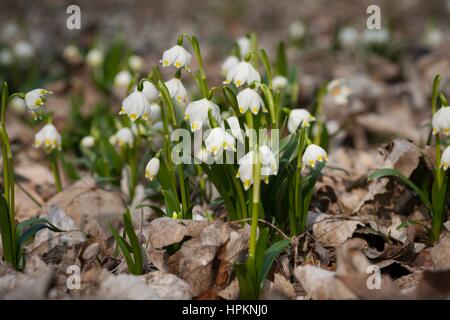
[424,28,443,48]
[289,20,306,40]
[113,70,132,91]
[143,102,161,121]
[9,96,26,113]
[185,98,221,132]
[165,78,187,103]
[440,146,450,170]
[128,55,144,72]
[145,157,160,180]
[225,116,244,143]
[221,55,239,76]
[80,135,95,148]
[0,48,13,66]
[432,106,450,136]
[302,144,328,169]
[237,36,251,57]
[86,48,103,68]
[237,88,264,114]
[237,146,278,190]
[362,29,390,44]
[34,124,61,152]
[119,90,151,121]
[140,80,159,102]
[339,27,359,49]
[160,45,192,69]
[224,61,260,87]
[287,109,316,133]
[205,127,236,156]
[63,45,82,64]
[24,88,52,111]
[272,75,289,90]
[13,40,34,60]
[112,127,134,148]
[327,79,352,105]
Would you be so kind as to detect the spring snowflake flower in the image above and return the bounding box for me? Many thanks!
[80,135,95,148]
[432,106,450,135]
[221,55,240,76]
[111,127,134,148]
[119,89,151,122]
[160,45,192,69]
[339,27,359,49]
[34,124,61,152]
[13,40,34,60]
[440,146,450,170]
[165,78,187,103]
[327,79,352,105]
[143,102,161,121]
[362,29,390,44]
[237,88,264,114]
[225,116,244,143]
[302,144,328,169]
[224,61,260,87]
[139,80,159,102]
[237,36,251,57]
[287,109,316,133]
[114,70,132,91]
[185,98,221,132]
[237,146,278,190]
[272,75,288,90]
[86,48,103,68]
[205,127,236,156]
[63,45,82,64]
[145,157,160,181]
[0,48,13,66]
[289,20,306,40]
[128,55,144,72]
[9,96,26,113]
[25,88,52,113]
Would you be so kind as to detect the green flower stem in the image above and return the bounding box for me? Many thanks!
[249,144,261,259]
[294,128,306,234]
[177,165,188,217]
[232,174,248,220]
[158,81,178,129]
[435,134,442,188]
[50,151,63,193]
[0,126,14,224]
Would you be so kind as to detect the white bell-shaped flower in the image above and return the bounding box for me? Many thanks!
[339,27,359,49]
[327,79,352,105]
[165,78,187,103]
[287,109,316,133]
[237,88,264,114]
[289,20,306,40]
[272,75,288,90]
[302,144,328,169]
[86,48,103,68]
[225,116,244,143]
[143,102,161,122]
[440,146,450,170]
[237,152,254,190]
[205,127,236,156]
[145,157,160,180]
[128,55,144,72]
[34,124,61,153]
[119,90,151,122]
[160,45,192,69]
[25,88,52,111]
[259,145,278,180]
[63,45,82,64]
[221,55,239,76]
[237,36,251,57]
[112,128,134,148]
[185,98,221,132]
[80,135,95,149]
[224,61,260,87]
[237,146,278,190]
[13,41,34,60]
[114,70,132,91]
[432,106,450,136]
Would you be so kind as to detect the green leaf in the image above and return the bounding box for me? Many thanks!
[109,222,136,274]
[162,189,181,217]
[275,42,287,77]
[123,210,143,275]
[260,239,290,285]
[368,168,432,210]
[0,194,14,264]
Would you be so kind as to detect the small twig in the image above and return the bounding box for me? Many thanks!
[230,218,291,240]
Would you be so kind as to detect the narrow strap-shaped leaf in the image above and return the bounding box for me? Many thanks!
[123,210,143,275]
[0,194,14,263]
[109,222,136,274]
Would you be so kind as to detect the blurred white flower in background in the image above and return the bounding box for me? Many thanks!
[289,20,306,40]
[63,45,82,64]
[9,96,26,113]
[272,75,289,90]
[13,40,34,60]
[114,70,132,92]
[339,26,359,49]
[424,27,443,48]
[237,36,251,57]
[111,127,134,148]
[0,48,14,66]
[86,48,103,68]
[1,22,20,42]
[80,136,95,149]
[327,79,352,105]
[128,55,144,72]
